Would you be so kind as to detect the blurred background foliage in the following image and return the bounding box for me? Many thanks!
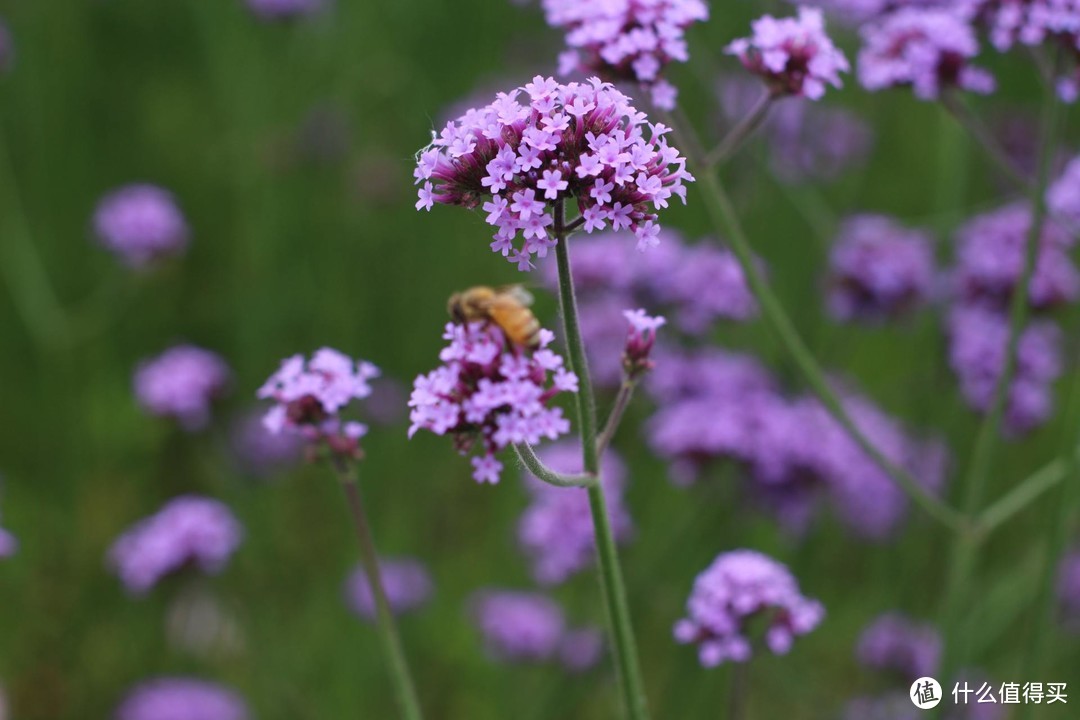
[0,0,1078,718]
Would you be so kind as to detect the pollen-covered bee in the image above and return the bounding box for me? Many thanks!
[447,285,542,349]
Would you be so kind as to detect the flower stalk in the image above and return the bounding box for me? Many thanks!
[705,90,774,168]
[552,200,651,720]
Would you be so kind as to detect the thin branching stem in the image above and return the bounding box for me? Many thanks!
[705,91,774,168]
[597,380,637,458]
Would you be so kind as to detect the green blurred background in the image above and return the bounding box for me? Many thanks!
[0,0,1078,717]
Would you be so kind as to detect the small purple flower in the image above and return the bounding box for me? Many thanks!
[726,8,850,100]
[856,612,942,680]
[93,185,189,268]
[1049,154,1080,227]
[245,0,323,20]
[109,496,243,595]
[541,0,709,109]
[946,305,1063,434]
[344,557,433,621]
[518,442,633,585]
[622,309,665,378]
[134,345,231,431]
[674,549,824,666]
[408,322,577,484]
[471,590,566,662]
[974,0,1080,101]
[228,410,303,478]
[415,76,692,269]
[115,678,249,720]
[558,626,605,672]
[858,7,995,100]
[827,215,937,322]
[0,18,13,76]
[257,348,379,460]
[952,202,1079,311]
[1059,548,1080,630]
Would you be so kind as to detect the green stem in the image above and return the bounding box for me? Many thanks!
[691,168,965,533]
[513,442,597,488]
[978,451,1076,534]
[333,461,424,720]
[553,202,651,720]
[939,78,1061,694]
[597,380,637,457]
[705,91,773,168]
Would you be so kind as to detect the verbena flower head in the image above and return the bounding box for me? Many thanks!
[257,348,379,461]
[345,557,433,620]
[93,184,189,268]
[856,612,942,680]
[0,18,13,75]
[952,202,1078,311]
[1049,154,1080,227]
[1058,548,1080,629]
[0,495,15,559]
[947,305,1063,434]
[115,678,249,720]
[674,549,824,666]
[109,496,243,595]
[518,442,633,584]
[558,627,605,672]
[134,346,231,431]
[974,0,1080,101]
[858,7,995,100]
[827,215,937,322]
[471,589,566,662]
[622,309,665,378]
[726,8,850,100]
[408,322,577,484]
[414,76,692,269]
[245,0,323,20]
[228,410,303,478]
[541,0,709,109]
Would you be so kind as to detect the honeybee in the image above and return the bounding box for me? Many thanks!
[448,285,542,348]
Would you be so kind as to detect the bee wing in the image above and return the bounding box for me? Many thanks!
[496,284,535,307]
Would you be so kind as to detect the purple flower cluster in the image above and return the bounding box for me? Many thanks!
[856,612,942,680]
[134,345,231,431]
[414,76,692,268]
[258,348,379,459]
[540,0,709,110]
[1057,548,1080,629]
[1049,154,1080,226]
[115,678,249,720]
[646,348,947,538]
[974,0,1080,101]
[518,442,634,585]
[345,557,434,621]
[946,306,1063,434]
[674,549,824,666]
[93,184,189,268]
[726,8,850,100]
[109,496,243,595]
[952,203,1078,311]
[470,589,602,670]
[827,215,937,322]
[858,7,995,100]
[622,309,666,378]
[245,0,323,20]
[409,322,577,484]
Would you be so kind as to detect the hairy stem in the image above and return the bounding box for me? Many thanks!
[705,91,773,168]
[332,461,424,720]
[553,202,651,720]
[597,380,637,457]
[513,442,597,488]
[939,77,1061,694]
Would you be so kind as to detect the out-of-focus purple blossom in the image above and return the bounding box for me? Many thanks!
[414,76,692,269]
[166,587,244,658]
[727,8,850,100]
[946,305,1063,434]
[856,612,942,680]
[134,346,231,431]
[541,0,709,110]
[559,626,605,672]
[674,549,824,666]
[518,442,633,585]
[471,590,566,662]
[257,348,379,460]
[408,323,576,484]
[244,0,323,20]
[345,557,433,621]
[0,18,13,76]
[0,525,15,559]
[858,7,995,100]
[1059,548,1080,629]
[115,678,249,720]
[363,376,409,427]
[718,77,874,183]
[827,215,937,322]
[952,203,1079,311]
[973,0,1080,101]
[109,496,243,595]
[93,185,189,268]
[228,410,303,478]
[788,0,955,26]
[650,243,759,331]
[1049,154,1080,227]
